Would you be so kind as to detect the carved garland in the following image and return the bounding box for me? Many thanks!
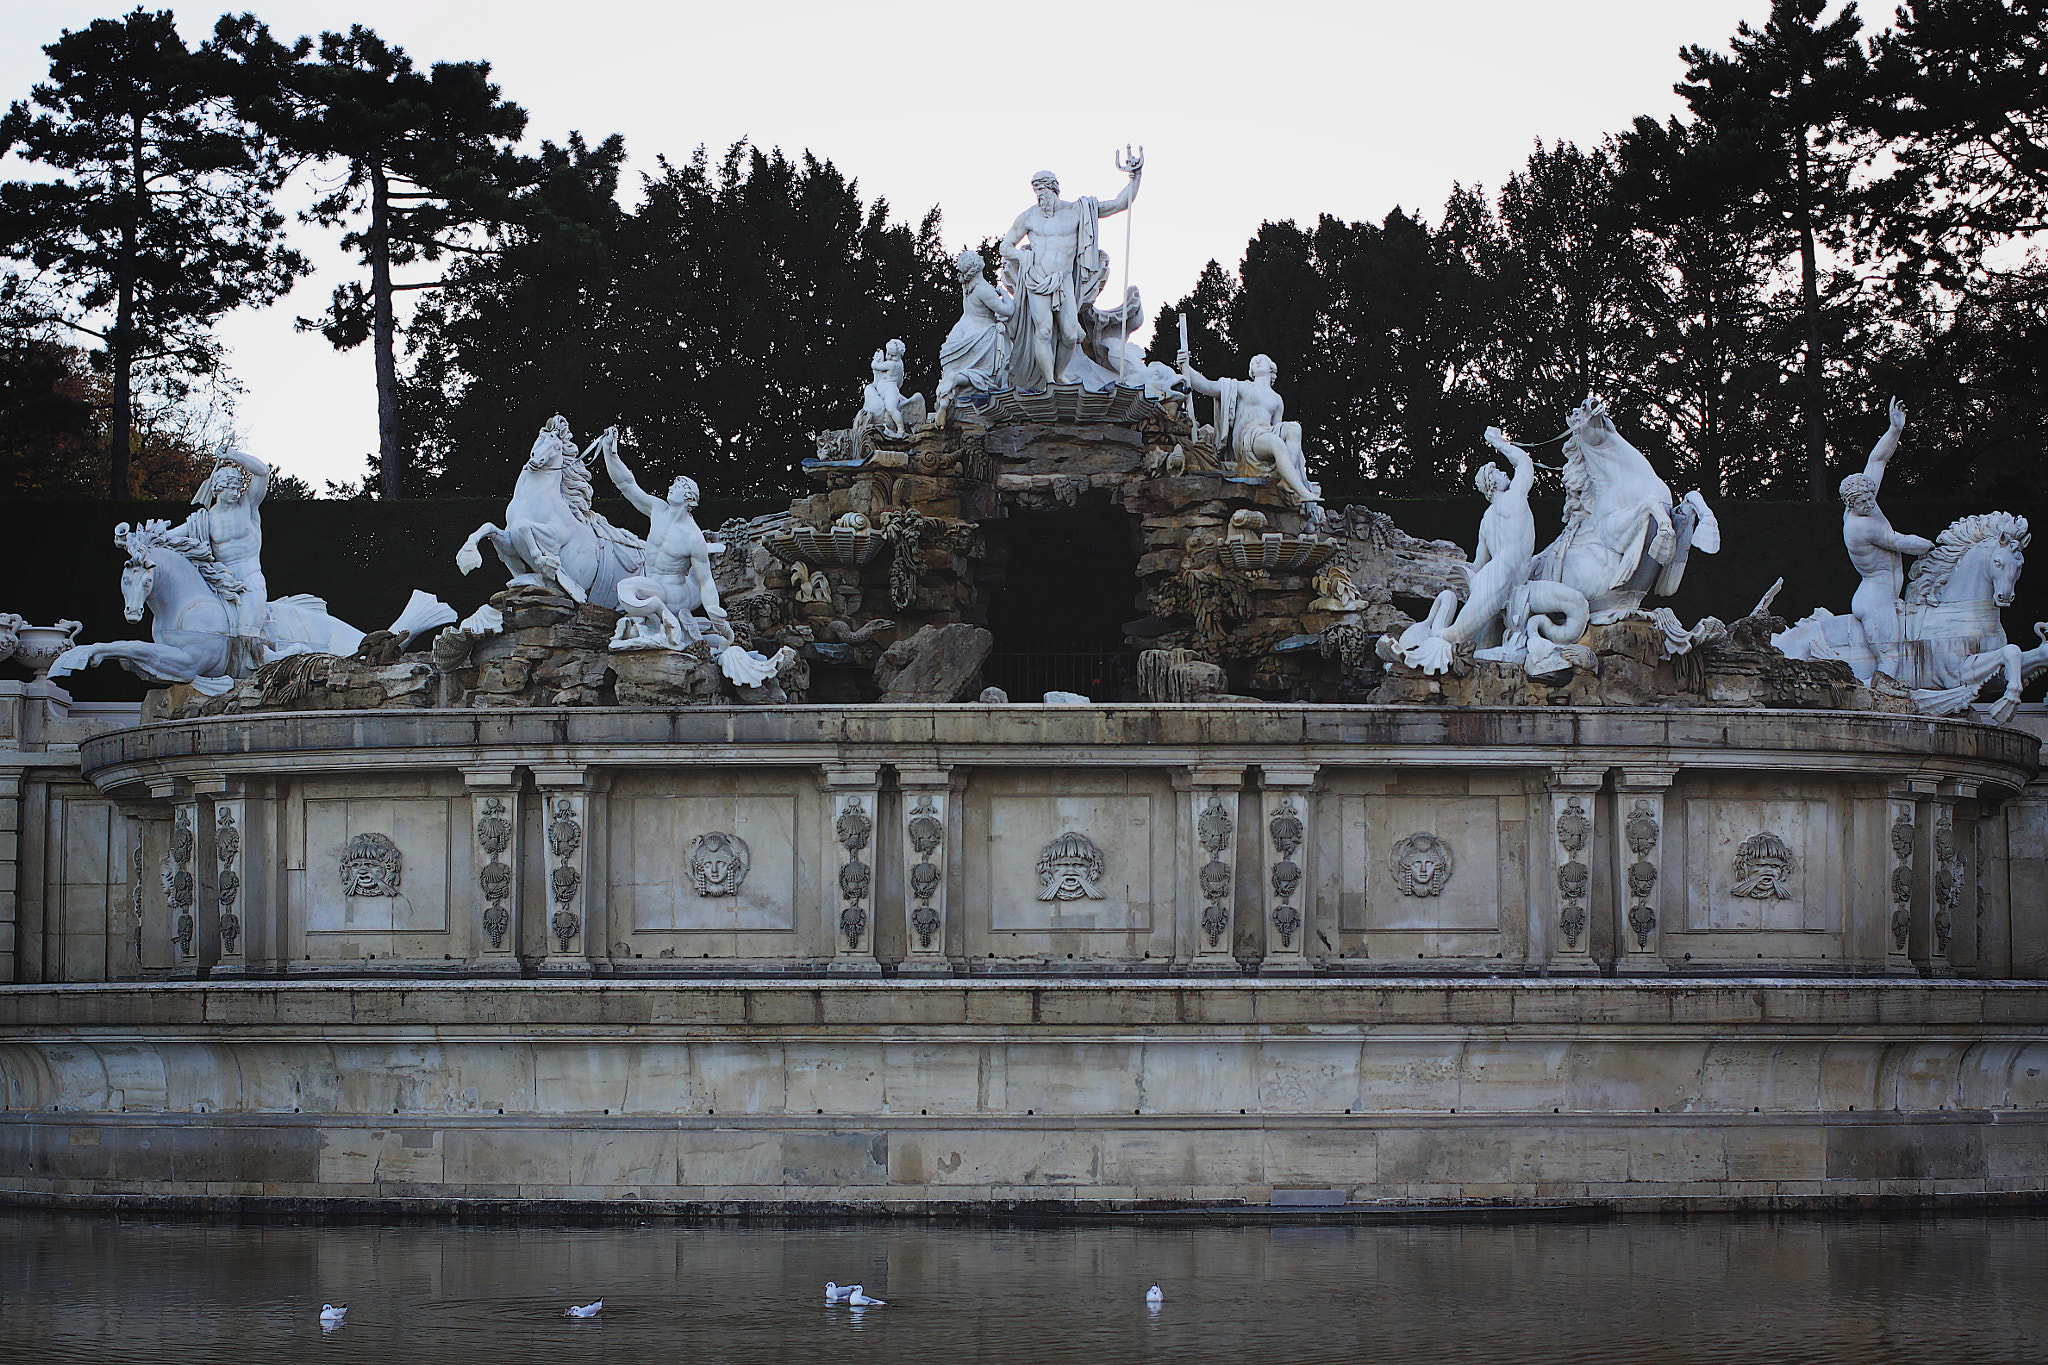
[548,798,582,952]
[216,807,242,956]
[168,807,195,957]
[1933,812,1960,956]
[1199,795,1233,948]
[1556,796,1589,950]
[907,795,943,950]
[1890,807,1915,951]
[476,797,513,950]
[1624,799,1658,950]
[1269,797,1303,949]
[838,797,872,949]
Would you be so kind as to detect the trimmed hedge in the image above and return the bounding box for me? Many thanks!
[6,494,2044,702]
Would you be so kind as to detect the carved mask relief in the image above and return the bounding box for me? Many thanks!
[1037,831,1106,902]
[340,832,403,897]
[689,831,752,897]
[1390,832,1453,897]
[1732,831,1794,901]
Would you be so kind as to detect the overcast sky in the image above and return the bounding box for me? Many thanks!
[0,0,1815,491]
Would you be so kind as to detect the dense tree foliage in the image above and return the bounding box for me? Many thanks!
[1,3,2043,504]
[1156,0,2048,503]
[0,8,303,498]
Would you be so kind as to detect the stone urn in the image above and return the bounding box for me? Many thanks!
[8,619,81,680]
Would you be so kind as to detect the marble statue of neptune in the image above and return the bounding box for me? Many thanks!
[1001,160,1141,391]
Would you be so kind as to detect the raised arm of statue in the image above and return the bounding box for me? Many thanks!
[1175,348,1221,399]
[1484,427,1535,497]
[1862,397,1908,489]
[1097,151,1143,217]
[217,448,271,504]
[600,427,659,519]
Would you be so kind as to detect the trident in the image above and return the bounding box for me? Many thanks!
[1113,144,1143,387]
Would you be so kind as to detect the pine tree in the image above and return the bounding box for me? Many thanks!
[0,8,304,498]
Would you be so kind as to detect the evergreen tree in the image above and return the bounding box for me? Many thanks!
[1674,0,1877,498]
[1865,0,2048,294]
[0,8,303,498]
[231,24,528,498]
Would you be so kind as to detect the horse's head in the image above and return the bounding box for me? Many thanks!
[114,521,161,623]
[1565,394,1613,451]
[527,417,577,472]
[1986,530,2028,608]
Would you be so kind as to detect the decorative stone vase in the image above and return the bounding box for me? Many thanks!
[1221,534,1339,574]
[9,620,81,680]
[765,525,886,567]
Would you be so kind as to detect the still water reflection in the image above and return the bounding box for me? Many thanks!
[1,1210,2043,1363]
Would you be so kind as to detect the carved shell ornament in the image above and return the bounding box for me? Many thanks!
[340,832,403,898]
[1555,798,1589,856]
[1390,832,1454,898]
[907,797,943,856]
[1732,831,1794,901]
[1891,809,1916,862]
[548,799,582,861]
[476,797,512,856]
[1558,860,1589,901]
[1036,831,1106,902]
[688,831,752,897]
[836,801,872,853]
[1625,801,1659,856]
[1199,797,1234,854]
[1268,799,1304,857]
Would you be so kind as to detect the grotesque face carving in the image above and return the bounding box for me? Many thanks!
[1036,831,1106,902]
[341,832,403,898]
[1732,831,1794,900]
[689,831,751,897]
[1391,832,1454,898]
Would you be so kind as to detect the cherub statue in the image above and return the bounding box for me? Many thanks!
[859,340,920,440]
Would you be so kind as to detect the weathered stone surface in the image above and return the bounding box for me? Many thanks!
[609,643,720,706]
[875,623,993,702]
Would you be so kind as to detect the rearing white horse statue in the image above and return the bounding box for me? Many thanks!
[1532,396,1718,621]
[1776,512,2048,725]
[457,418,645,609]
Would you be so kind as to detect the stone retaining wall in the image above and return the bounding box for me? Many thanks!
[0,979,2042,1212]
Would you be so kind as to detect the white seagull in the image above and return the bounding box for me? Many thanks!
[847,1288,888,1307]
[319,1303,347,1325]
[1145,1285,1164,1304]
[566,1299,603,1318]
[825,1281,856,1303]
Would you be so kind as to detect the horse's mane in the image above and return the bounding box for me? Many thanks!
[1904,511,2029,604]
[553,446,645,550]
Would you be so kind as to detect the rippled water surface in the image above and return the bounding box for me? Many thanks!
[1,1211,2044,1363]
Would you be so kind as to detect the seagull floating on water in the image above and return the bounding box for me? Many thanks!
[319,1304,347,1325]
[847,1288,888,1307]
[566,1299,603,1318]
[1145,1285,1164,1304]
[825,1281,856,1303]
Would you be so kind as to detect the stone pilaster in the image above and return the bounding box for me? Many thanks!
[533,766,602,975]
[1886,790,1919,974]
[1545,767,1606,970]
[1186,765,1245,971]
[1259,764,1319,973]
[0,769,20,983]
[206,789,249,976]
[464,766,524,971]
[156,775,203,979]
[1892,779,1939,976]
[823,765,882,972]
[1920,788,1966,978]
[1613,767,1677,972]
[896,765,955,974]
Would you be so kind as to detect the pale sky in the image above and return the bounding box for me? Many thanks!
[0,0,1808,492]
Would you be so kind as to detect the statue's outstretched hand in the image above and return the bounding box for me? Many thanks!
[1888,396,1907,432]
